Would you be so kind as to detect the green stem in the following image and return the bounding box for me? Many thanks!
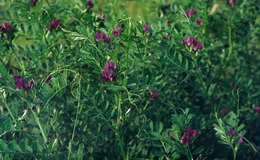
[2,97,17,124]
[31,110,47,143]
[67,78,81,160]
[116,93,126,160]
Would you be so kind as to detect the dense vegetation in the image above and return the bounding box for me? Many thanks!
[0,0,260,159]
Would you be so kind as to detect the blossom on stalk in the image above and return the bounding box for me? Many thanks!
[86,0,94,10]
[221,108,229,117]
[100,13,105,21]
[237,136,243,145]
[227,0,237,5]
[30,0,38,7]
[101,61,117,83]
[149,89,158,101]
[182,36,203,51]
[255,106,260,113]
[196,18,203,25]
[168,135,175,141]
[49,19,61,31]
[13,75,34,91]
[45,76,53,88]
[95,32,111,44]
[0,22,11,33]
[112,26,121,37]
[184,8,196,18]
[229,130,236,138]
[180,127,197,147]
[143,24,150,32]
[105,61,117,72]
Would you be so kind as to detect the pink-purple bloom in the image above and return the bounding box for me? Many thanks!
[105,61,117,72]
[100,13,105,21]
[30,0,38,7]
[182,36,203,51]
[221,108,229,117]
[112,26,121,37]
[0,22,11,33]
[13,75,34,91]
[238,136,243,145]
[86,0,94,10]
[149,89,158,101]
[101,61,117,83]
[168,135,175,141]
[45,76,53,88]
[95,32,111,44]
[184,8,196,18]
[143,24,150,32]
[227,0,237,5]
[255,106,260,113]
[180,127,197,147]
[49,19,62,31]
[229,130,236,138]
[196,18,203,25]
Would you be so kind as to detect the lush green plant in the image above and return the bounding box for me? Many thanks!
[0,0,260,159]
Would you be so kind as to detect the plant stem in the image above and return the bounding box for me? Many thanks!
[2,97,17,124]
[31,110,47,143]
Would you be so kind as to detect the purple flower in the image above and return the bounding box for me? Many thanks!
[193,40,203,51]
[255,106,260,113]
[86,0,94,10]
[182,39,187,46]
[143,24,150,32]
[13,75,34,91]
[184,8,196,18]
[100,13,105,21]
[45,76,53,88]
[167,19,171,26]
[182,36,203,51]
[221,108,229,117]
[112,26,121,37]
[237,136,243,145]
[30,0,38,7]
[26,80,34,90]
[104,36,111,44]
[168,135,175,141]
[101,70,116,83]
[227,0,237,5]
[196,18,203,25]
[187,36,195,46]
[180,127,197,147]
[49,19,62,31]
[229,130,236,138]
[105,61,117,72]
[149,89,158,101]
[101,61,117,83]
[95,32,101,42]
[0,22,11,33]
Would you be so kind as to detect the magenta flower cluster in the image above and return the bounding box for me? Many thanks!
[143,24,150,32]
[86,0,94,10]
[49,19,62,31]
[182,36,203,51]
[112,25,121,37]
[180,127,197,147]
[227,0,237,5]
[0,22,11,33]
[184,8,196,18]
[13,75,34,91]
[96,32,111,44]
[221,108,229,117]
[30,0,38,7]
[101,61,117,83]
[149,89,158,101]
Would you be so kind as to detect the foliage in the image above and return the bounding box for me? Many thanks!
[0,0,260,159]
